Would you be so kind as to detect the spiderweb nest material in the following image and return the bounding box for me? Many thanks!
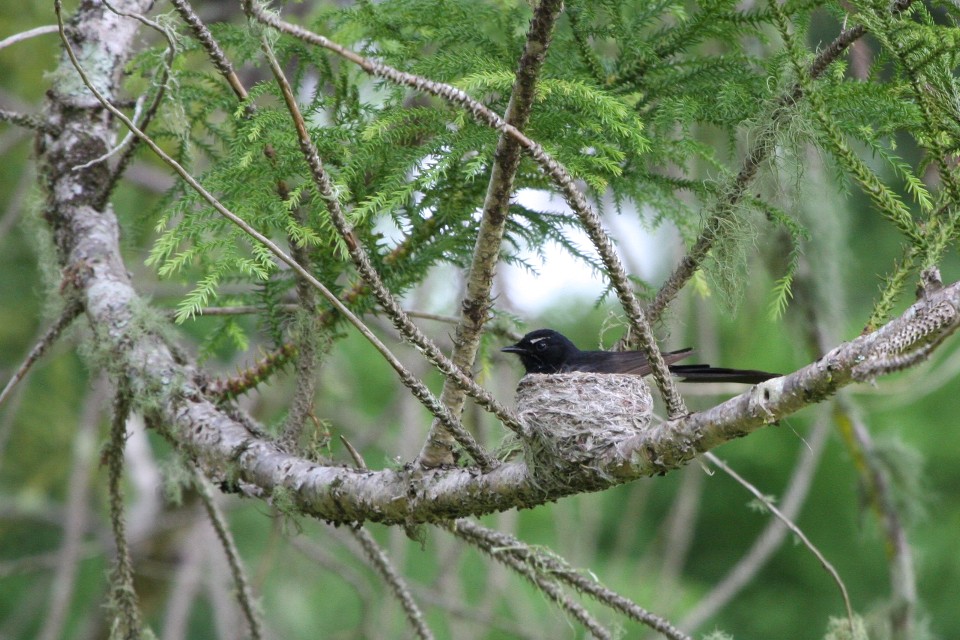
[515,373,653,490]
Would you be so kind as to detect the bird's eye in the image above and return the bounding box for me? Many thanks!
[534,341,548,352]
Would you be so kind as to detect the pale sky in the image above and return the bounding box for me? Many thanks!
[499,188,680,313]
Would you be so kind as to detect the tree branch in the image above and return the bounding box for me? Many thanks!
[452,519,692,640]
[90,276,960,527]
[417,0,564,467]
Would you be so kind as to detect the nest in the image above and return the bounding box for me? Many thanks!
[514,372,653,489]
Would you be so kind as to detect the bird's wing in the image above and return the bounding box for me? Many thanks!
[565,348,694,375]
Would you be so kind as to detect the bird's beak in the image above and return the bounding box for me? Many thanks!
[500,345,525,354]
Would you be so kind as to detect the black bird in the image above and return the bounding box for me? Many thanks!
[501,329,777,384]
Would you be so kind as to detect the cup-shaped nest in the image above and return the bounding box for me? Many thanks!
[515,372,653,489]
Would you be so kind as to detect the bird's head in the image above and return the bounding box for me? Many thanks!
[501,329,577,374]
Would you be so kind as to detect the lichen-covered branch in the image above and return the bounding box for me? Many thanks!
[194,469,265,640]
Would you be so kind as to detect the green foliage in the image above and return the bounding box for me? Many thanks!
[132,0,823,338]
[123,0,958,330]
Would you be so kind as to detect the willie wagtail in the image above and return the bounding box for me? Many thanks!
[501,329,777,384]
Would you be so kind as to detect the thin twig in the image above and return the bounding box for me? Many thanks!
[704,451,854,627]
[680,414,831,632]
[418,0,564,468]
[0,298,82,408]
[0,25,59,50]
[177,304,296,316]
[105,383,144,638]
[169,0,248,101]
[193,468,265,640]
[340,435,366,469]
[54,4,496,470]
[351,527,435,640]
[339,425,432,639]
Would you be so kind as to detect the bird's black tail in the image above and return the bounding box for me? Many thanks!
[668,364,777,384]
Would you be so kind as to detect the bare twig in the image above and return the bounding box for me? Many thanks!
[0,298,82,408]
[182,304,297,316]
[704,451,854,626]
[418,0,564,467]
[351,527,435,640]
[340,435,366,469]
[339,422,432,639]
[0,24,59,50]
[194,468,265,640]
[680,414,831,632]
[169,0,248,101]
